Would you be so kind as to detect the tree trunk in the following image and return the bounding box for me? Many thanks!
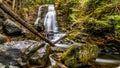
[0,2,55,46]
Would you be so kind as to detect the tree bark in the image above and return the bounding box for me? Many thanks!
[0,2,55,46]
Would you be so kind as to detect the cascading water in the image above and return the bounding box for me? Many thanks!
[34,4,68,44]
[44,4,58,32]
[34,4,48,25]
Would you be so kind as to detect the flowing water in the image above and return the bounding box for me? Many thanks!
[44,4,58,32]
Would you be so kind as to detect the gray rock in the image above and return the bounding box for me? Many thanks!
[0,34,7,44]
[0,40,42,67]
[3,19,22,36]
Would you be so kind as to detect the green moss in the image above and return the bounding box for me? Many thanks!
[108,15,120,22]
[61,43,98,67]
[97,20,108,25]
[116,25,120,29]
[68,34,76,40]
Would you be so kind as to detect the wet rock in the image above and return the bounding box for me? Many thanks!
[0,34,7,44]
[3,19,22,36]
[61,43,98,68]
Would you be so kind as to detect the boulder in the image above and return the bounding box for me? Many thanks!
[0,34,7,44]
[61,43,98,68]
[3,19,22,36]
[0,40,46,67]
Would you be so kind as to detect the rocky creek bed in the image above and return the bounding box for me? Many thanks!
[0,40,119,68]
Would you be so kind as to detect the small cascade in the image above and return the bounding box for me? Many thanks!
[34,4,48,25]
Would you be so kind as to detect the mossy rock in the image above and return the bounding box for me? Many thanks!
[61,43,98,67]
[3,19,22,36]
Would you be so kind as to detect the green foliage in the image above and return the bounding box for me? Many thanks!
[69,8,79,12]
[68,34,76,40]
[70,0,80,3]
[108,15,120,22]
[83,18,114,36]
[69,14,76,22]
[90,4,115,19]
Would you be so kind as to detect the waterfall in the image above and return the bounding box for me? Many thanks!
[34,4,58,32]
[44,4,58,32]
[35,4,70,48]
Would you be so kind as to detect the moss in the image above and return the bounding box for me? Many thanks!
[68,34,76,40]
[61,43,98,67]
[116,25,120,29]
[108,15,120,22]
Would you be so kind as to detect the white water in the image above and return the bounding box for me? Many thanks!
[44,4,58,32]
[96,58,120,64]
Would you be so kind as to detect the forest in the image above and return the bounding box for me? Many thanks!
[0,0,120,68]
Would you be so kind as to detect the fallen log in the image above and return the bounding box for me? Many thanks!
[0,2,55,46]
